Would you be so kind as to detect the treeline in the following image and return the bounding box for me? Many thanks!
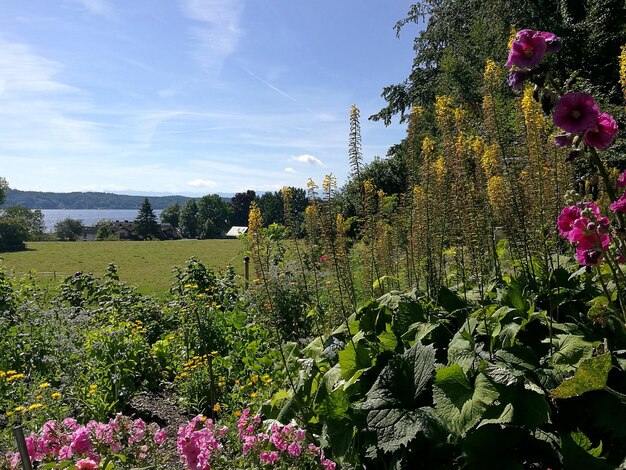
[1,189,200,210]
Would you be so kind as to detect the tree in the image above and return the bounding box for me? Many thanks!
[55,218,85,241]
[160,202,181,228]
[0,177,8,206]
[371,0,626,125]
[197,194,231,238]
[231,190,256,226]
[179,199,199,239]
[256,191,284,226]
[95,220,116,240]
[134,198,160,240]
[0,217,28,250]
[1,206,45,240]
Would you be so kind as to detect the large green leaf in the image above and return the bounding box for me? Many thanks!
[434,365,500,437]
[551,335,595,372]
[338,339,372,381]
[359,342,438,453]
[551,354,612,399]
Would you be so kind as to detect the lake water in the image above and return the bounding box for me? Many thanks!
[40,209,162,232]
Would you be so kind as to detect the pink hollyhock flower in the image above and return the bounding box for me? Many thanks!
[617,171,626,188]
[610,192,626,214]
[287,442,302,457]
[576,247,604,266]
[584,113,619,149]
[76,459,98,470]
[557,205,582,238]
[534,30,562,53]
[552,93,600,134]
[506,29,547,68]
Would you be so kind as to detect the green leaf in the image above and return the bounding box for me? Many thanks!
[338,340,372,381]
[551,354,612,399]
[448,330,479,373]
[360,342,438,453]
[551,335,595,372]
[378,328,398,352]
[561,431,612,470]
[434,366,500,437]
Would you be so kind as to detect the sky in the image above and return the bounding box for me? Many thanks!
[0,0,420,196]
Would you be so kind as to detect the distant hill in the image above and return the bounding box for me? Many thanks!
[1,189,198,210]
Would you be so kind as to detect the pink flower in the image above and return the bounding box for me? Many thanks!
[617,171,626,188]
[507,70,528,89]
[76,459,98,470]
[552,93,600,134]
[554,134,573,147]
[506,30,547,69]
[534,30,562,53]
[610,192,626,214]
[557,205,582,238]
[584,113,619,149]
[287,442,302,457]
[154,429,167,446]
[576,247,604,266]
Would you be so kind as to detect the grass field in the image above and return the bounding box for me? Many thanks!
[0,239,245,297]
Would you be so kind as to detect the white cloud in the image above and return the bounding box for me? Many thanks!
[284,167,296,173]
[290,154,325,167]
[180,0,244,72]
[187,178,218,188]
[65,0,113,16]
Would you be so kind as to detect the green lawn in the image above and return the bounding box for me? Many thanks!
[0,239,245,297]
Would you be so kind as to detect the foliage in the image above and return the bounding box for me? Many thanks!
[0,217,28,251]
[197,194,232,238]
[0,178,8,207]
[134,198,160,240]
[94,220,116,241]
[160,201,181,228]
[179,199,199,239]
[231,190,256,227]
[0,206,45,241]
[54,218,85,241]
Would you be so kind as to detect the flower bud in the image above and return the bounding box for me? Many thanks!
[587,222,596,231]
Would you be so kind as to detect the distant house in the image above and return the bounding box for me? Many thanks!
[113,221,135,240]
[160,223,182,240]
[82,226,98,241]
[226,226,248,238]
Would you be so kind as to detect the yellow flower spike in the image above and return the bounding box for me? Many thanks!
[14,406,25,412]
[7,370,17,375]
[29,403,43,411]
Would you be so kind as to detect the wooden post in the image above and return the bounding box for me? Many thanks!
[13,426,33,470]
[243,256,250,289]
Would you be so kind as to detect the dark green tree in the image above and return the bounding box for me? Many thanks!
[179,199,199,239]
[1,206,45,240]
[134,198,160,240]
[197,194,231,238]
[257,191,284,226]
[0,217,28,250]
[55,218,85,241]
[160,202,181,228]
[0,178,8,206]
[231,190,256,226]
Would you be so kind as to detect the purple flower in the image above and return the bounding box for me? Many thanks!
[610,191,626,214]
[506,30,547,69]
[584,112,619,149]
[552,93,600,134]
[617,170,626,188]
[534,31,562,53]
[576,247,604,266]
[557,205,582,238]
[554,134,573,147]
[507,70,528,89]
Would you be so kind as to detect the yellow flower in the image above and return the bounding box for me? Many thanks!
[211,351,218,356]
[212,403,221,412]
[51,392,61,399]
[0,371,5,378]
[14,406,25,412]
[233,410,242,418]
[7,370,17,375]
[250,391,259,399]
[36,395,43,401]
[28,403,44,411]
[6,411,14,417]
[39,382,51,389]
[200,415,207,422]
[251,375,259,384]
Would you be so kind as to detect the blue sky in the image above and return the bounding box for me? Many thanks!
[0,0,419,195]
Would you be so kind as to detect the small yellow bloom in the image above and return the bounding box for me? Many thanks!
[39,383,51,389]
[233,410,242,418]
[28,403,44,411]
[251,375,259,384]
[36,395,43,401]
[212,403,221,412]
[200,415,207,422]
[250,392,259,399]
[89,384,98,390]
[51,392,61,399]
[14,406,25,412]
[0,371,5,377]
[211,351,218,356]
[7,370,17,375]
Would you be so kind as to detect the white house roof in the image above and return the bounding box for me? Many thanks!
[226,226,248,237]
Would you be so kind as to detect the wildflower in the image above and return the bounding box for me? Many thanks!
[51,392,61,399]
[14,406,25,413]
[507,70,528,89]
[28,403,44,411]
[39,382,51,389]
[7,370,17,375]
[610,192,626,214]
[6,411,14,417]
[154,429,167,446]
[552,93,600,134]
[213,403,221,412]
[76,459,98,470]
[617,171,626,188]
[584,112,619,149]
[557,205,582,238]
[233,410,242,418]
[506,29,547,69]
[250,391,259,399]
